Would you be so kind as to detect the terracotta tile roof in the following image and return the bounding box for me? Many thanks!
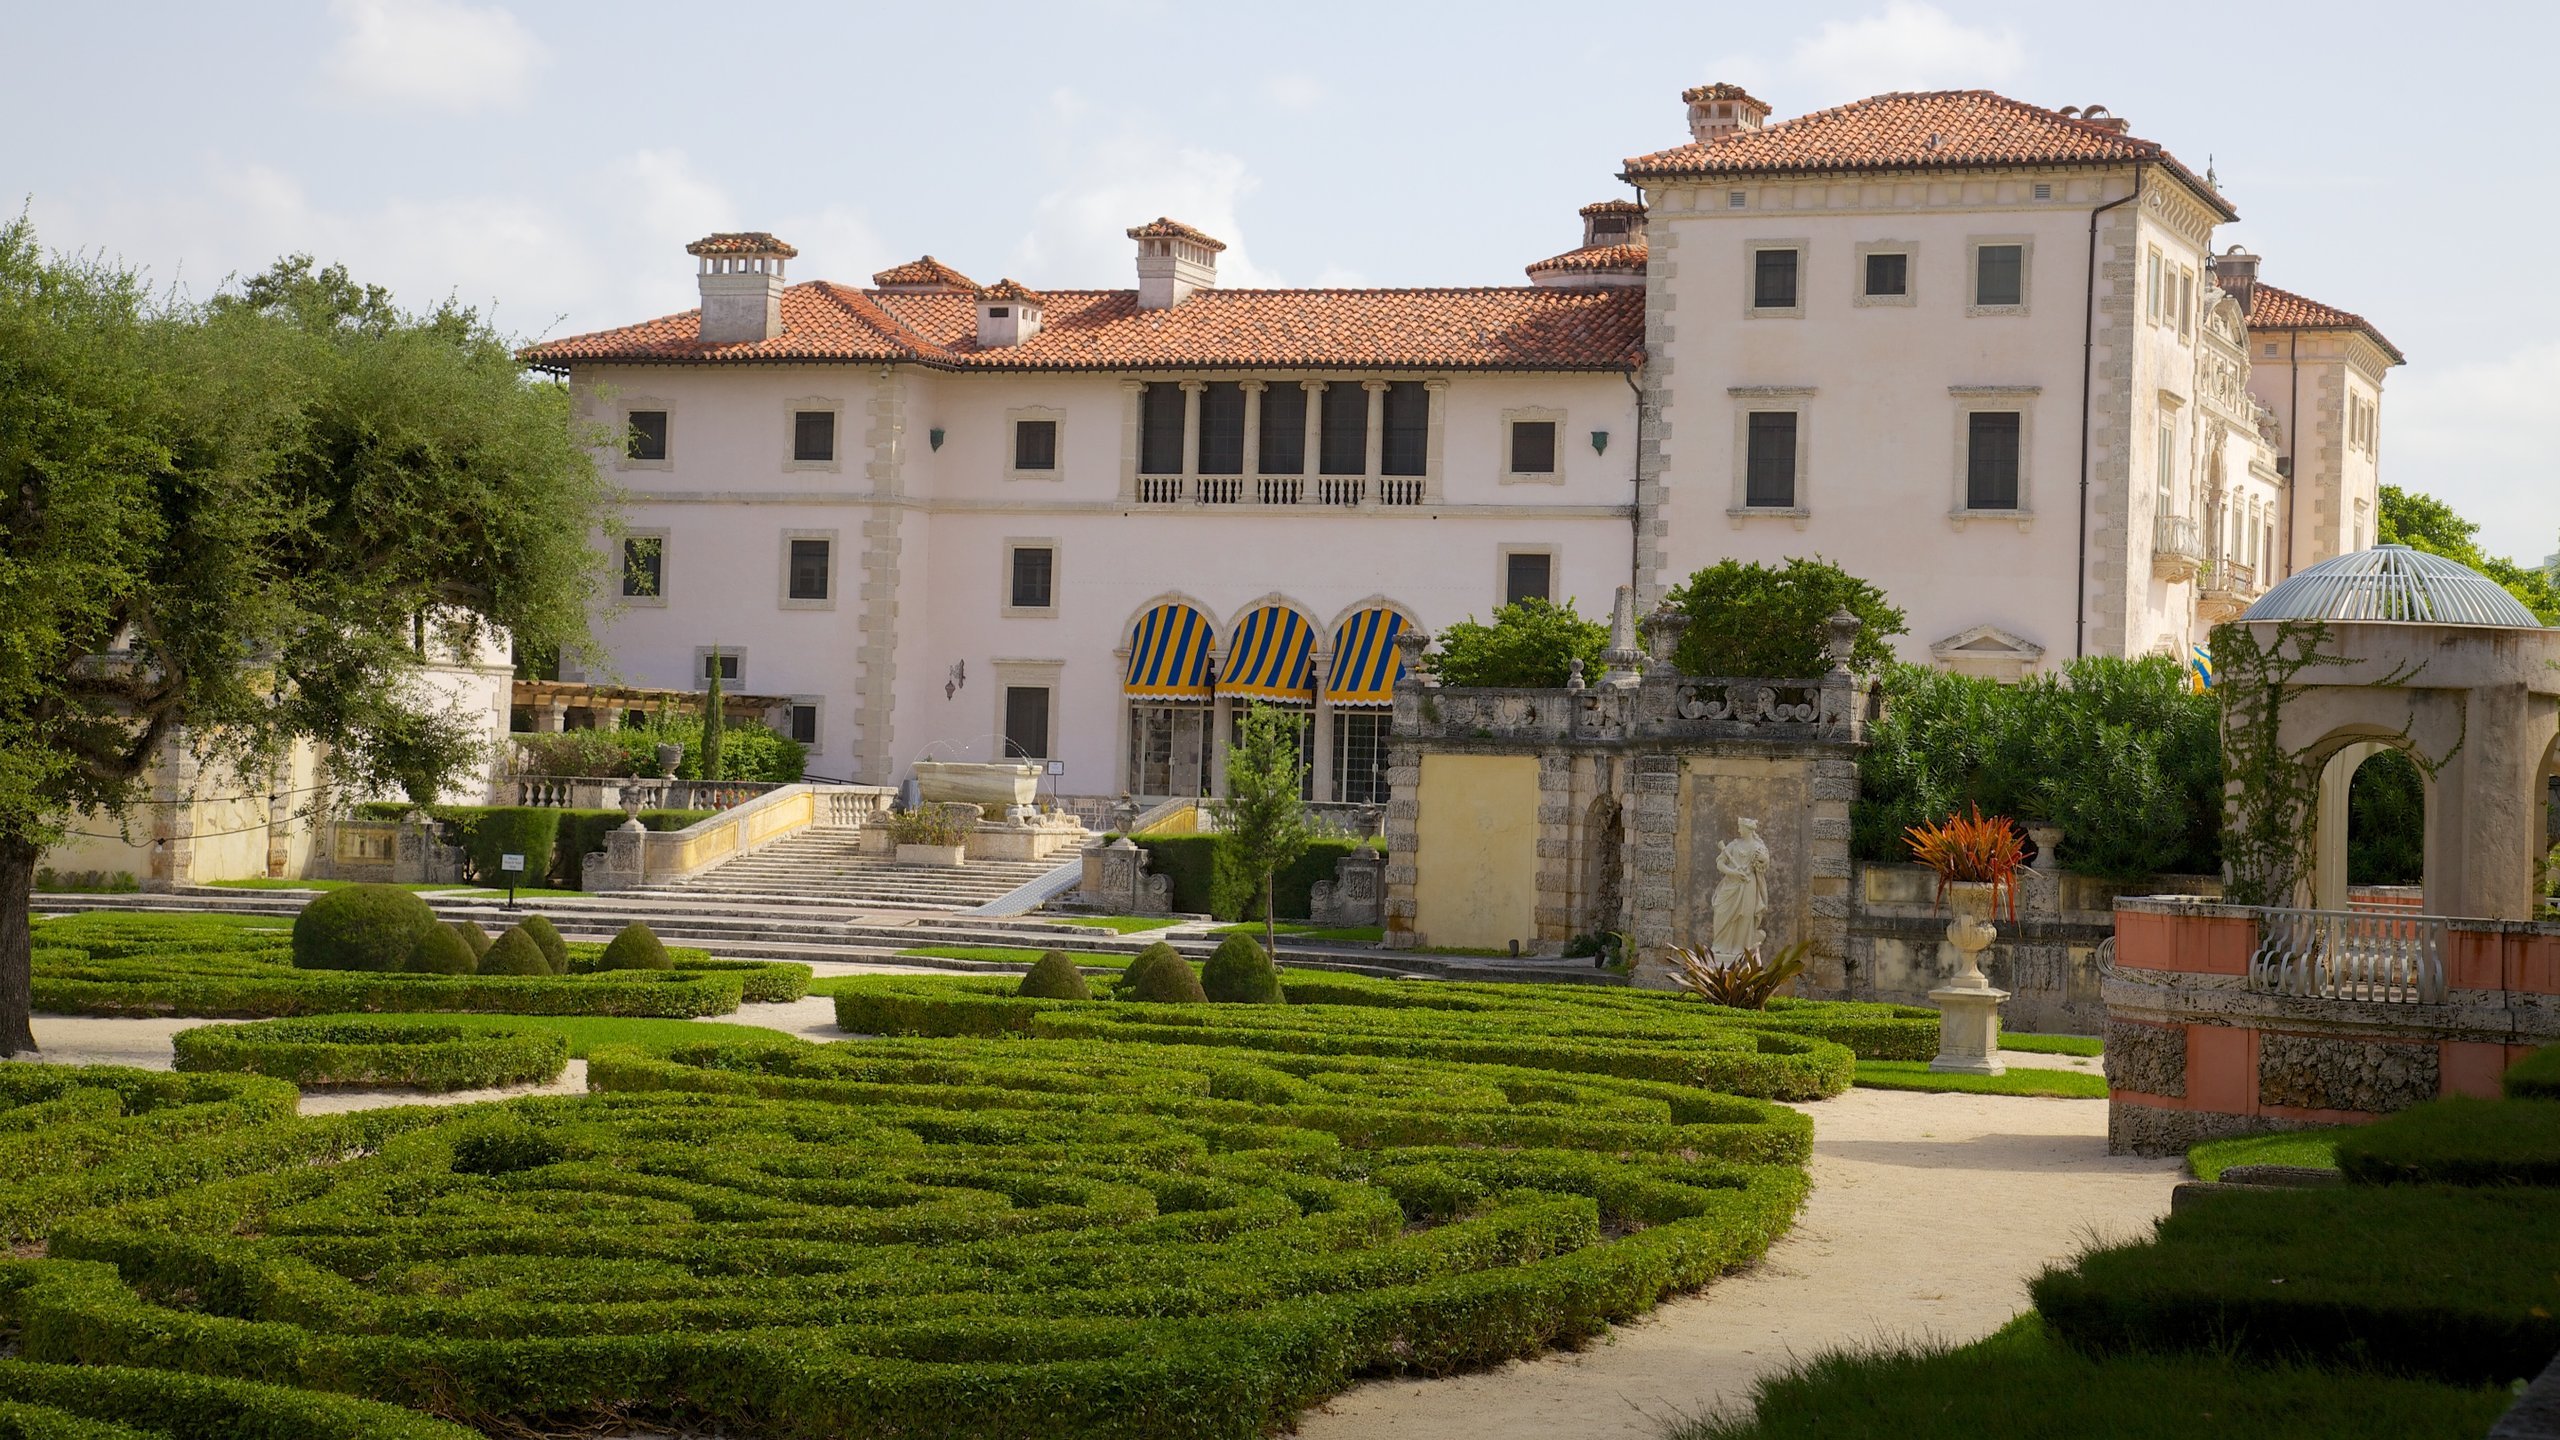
[1579,198,1644,217]
[1624,90,2236,221]
[519,281,1643,373]
[2246,282,2404,364]
[684,231,797,258]
[976,277,1045,304]
[1525,240,1649,276]
[1125,217,1228,252]
[871,255,977,290]
[1682,82,1763,105]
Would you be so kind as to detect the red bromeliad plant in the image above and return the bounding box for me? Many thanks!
[1905,805,2027,923]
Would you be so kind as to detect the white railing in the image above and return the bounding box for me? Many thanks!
[2249,906,2448,1004]
[1256,476,1303,506]
[1378,476,1427,506]
[2199,557,2257,594]
[2154,512,2202,561]
[824,788,892,828]
[1197,476,1243,504]
[1137,475,1184,503]
[1125,474,1438,509]
[1317,477,1364,506]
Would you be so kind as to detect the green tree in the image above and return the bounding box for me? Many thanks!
[1431,598,1611,688]
[2377,483,2560,624]
[700,645,726,782]
[0,222,611,1053]
[1213,703,1316,959]
[1664,557,1907,678]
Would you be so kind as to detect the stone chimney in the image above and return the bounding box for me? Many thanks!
[1128,218,1224,310]
[975,278,1044,348]
[2212,245,2260,310]
[1683,83,1770,145]
[687,232,795,345]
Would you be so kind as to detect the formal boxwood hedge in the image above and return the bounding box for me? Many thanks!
[829,970,1928,1101]
[0,1066,304,1246]
[289,885,439,972]
[0,1360,478,1439]
[27,913,802,1019]
[2332,1096,2560,1187]
[5,1030,1810,1439]
[1130,835,1364,919]
[2501,1042,2560,1100]
[170,1018,570,1091]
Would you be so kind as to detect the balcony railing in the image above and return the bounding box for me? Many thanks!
[1131,474,1431,508]
[2151,512,2203,582]
[2198,556,2258,595]
[2249,906,2448,1004]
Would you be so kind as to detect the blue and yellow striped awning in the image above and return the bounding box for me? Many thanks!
[1222,606,1318,701]
[1125,603,1217,699]
[1327,609,1407,707]
[2188,643,2215,692]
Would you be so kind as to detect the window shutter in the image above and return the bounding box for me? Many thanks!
[1380,382,1429,476]
[1258,385,1307,474]
[1745,412,1797,507]
[1197,382,1246,475]
[1319,383,1369,475]
[1510,421,1557,474]
[1013,419,1057,470]
[1505,552,1552,605]
[1139,383,1185,475]
[1966,412,2021,510]
[792,410,835,463]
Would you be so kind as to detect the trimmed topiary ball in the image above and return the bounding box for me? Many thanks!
[405,924,480,975]
[596,922,671,971]
[1116,942,1206,1003]
[479,926,551,976]
[1201,933,1284,1004]
[453,920,493,961]
[1018,950,1092,1000]
[291,884,440,972]
[518,915,570,975]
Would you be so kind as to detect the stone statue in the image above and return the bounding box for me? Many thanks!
[1710,818,1771,961]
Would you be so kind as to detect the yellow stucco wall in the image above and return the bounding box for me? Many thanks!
[1411,753,1540,951]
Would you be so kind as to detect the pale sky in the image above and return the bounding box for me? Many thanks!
[9,0,2552,566]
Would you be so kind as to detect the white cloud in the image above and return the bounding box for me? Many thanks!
[1263,73,1327,110]
[324,0,545,112]
[1011,105,1270,288]
[1782,2,2023,105]
[2386,341,2560,562]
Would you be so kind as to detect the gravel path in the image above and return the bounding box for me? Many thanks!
[1295,1086,2179,1440]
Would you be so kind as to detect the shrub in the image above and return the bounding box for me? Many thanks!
[290,885,439,973]
[1201,934,1283,1004]
[478,927,550,976]
[596,922,671,971]
[1017,951,1092,1000]
[1134,834,1361,919]
[2503,1043,2560,1100]
[0,1063,304,1244]
[171,1017,568,1091]
[0,1359,479,1440]
[1670,942,1807,1010]
[32,869,140,894]
[884,806,970,847]
[1116,943,1206,1003]
[1665,556,1906,679]
[518,914,569,974]
[404,924,479,975]
[2333,1097,2560,1187]
[457,806,563,888]
[1431,598,1611,688]
[452,920,493,960]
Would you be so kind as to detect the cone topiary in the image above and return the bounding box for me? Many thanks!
[453,920,494,961]
[479,926,551,976]
[1201,933,1284,1004]
[1018,950,1093,1000]
[1116,941,1206,1003]
[405,923,480,975]
[291,884,440,972]
[596,922,671,971]
[518,915,570,975]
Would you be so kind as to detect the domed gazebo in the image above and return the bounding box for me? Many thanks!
[2229,544,2559,918]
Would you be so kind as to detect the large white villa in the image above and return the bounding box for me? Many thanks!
[521,85,2402,801]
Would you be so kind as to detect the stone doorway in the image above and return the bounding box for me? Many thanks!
[1581,794,1625,938]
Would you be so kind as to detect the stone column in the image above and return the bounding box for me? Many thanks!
[1532,750,1578,947]
[1360,378,1387,497]
[1112,650,1134,795]
[1310,647,1335,801]
[1179,379,1204,500]
[1239,380,1266,497]
[2312,740,2384,912]
[1625,752,1683,987]
[1207,641,1232,798]
[1301,379,1325,499]
[1381,740,1422,948]
[538,701,569,733]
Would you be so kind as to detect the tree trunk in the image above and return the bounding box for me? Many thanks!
[1264,872,1277,963]
[0,836,40,1056]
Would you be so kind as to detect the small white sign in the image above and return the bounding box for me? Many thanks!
[500,854,526,873]
[1045,760,1066,776]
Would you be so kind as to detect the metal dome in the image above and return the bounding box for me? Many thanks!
[2241,544,2543,628]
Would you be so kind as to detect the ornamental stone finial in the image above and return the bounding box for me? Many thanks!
[1602,585,1646,690]
[1644,602,1690,669]
[1825,609,1862,675]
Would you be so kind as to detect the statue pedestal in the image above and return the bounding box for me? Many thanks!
[1928,982,2009,1075]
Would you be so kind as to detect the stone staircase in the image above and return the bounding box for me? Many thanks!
[632,826,1069,913]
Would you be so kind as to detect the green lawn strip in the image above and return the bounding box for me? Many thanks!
[2187,1127,2344,1181]
[1674,1313,2508,1440]
[1211,923,1384,944]
[2335,1097,2560,1187]
[1054,915,1181,934]
[448,887,592,900]
[201,879,473,893]
[2032,1184,2560,1386]
[1853,1060,2108,1099]
[1997,1032,2104,1057]
[893,944,1133,969]
[287,1011,794,1059]
[2501,1042,2560,1098]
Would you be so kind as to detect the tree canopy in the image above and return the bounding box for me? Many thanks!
[1431,598,1610,688]
[1664,557,1907,678]
[2376,483,2560,625]
[1213,703,1317,960]
[0,221,612,1051]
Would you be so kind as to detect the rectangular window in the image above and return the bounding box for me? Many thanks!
[1013,418,1058,471]
[627,409,668,461]
[1510,420,1557,474]
[792,410,835,462]
[621,536,663,598]
[1745,412,1798,507]
[1197,381,1246,475]
[1505,551,1552,606]
[1138,382,1185,475]
[1863,252,1908,297]
[1258,384,1307,473]
[788,703,818,746]
[2156,420,2176,510]
[1965,412,2021,510]
[1975,244,2024,307]
[1753,248,1799,309]
[2177,270,2195,338]
[787,538,831,601]
[2147,251,2164,322]
[1009,545,1054,610]
[1380,381,1429,476]
[1332,712,1391,805]
[1319,382,1368,475]
[1003,686,1051,761]
[702,652,740,683]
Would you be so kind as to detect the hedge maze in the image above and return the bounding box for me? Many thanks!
[171,1017,571,1091]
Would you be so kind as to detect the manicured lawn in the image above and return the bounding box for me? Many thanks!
[1853,1060,2108,1099]
[204,879,473,893]
[2186,1126,2343,1181]
[449,886,593,900]
[893,944,1131,968]
[1213,922,1385,944]
[289,1010,792,1058]
[1052,915,1180,933]
[1998,1031,2104,1057]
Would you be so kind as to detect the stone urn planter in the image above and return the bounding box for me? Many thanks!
[2026,824,2063,874]
[1928,880,2009,1075]
[895,843,967,868]
[654,743,685,779]
[912,761,1040,811]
